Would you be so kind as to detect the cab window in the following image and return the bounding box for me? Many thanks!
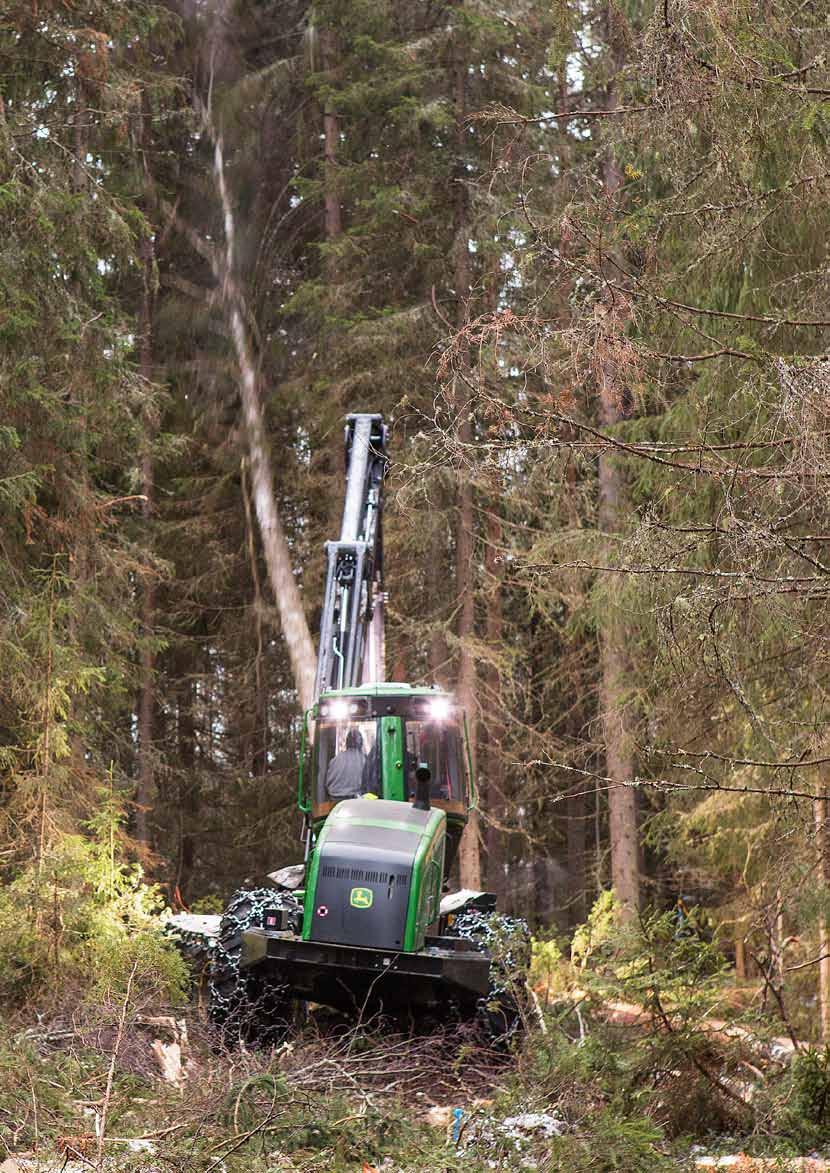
[404,720,464,803]
[315,719,378,805]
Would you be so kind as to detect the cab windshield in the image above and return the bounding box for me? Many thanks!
[315,719,379,802]
[313,714,466,808]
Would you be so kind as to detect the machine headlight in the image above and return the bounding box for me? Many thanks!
[426,696,451,722]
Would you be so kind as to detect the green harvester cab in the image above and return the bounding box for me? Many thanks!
[299,683,474,955]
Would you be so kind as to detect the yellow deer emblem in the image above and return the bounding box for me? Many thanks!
[350,887,373,909]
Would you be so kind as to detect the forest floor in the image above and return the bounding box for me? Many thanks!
[4,993,830,1172]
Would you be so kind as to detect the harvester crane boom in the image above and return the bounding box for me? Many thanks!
[313,413,388,700]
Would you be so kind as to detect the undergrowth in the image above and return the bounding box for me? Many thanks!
[3,893,830,1169]
[0,785,187,1012]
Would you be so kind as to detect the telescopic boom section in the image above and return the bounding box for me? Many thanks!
[313,414,388,700]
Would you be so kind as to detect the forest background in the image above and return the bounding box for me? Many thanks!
[2,0,830,1062]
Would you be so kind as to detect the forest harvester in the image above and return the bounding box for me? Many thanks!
[176,414,529,1042]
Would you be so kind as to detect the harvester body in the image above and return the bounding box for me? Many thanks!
[202,414,527,1036]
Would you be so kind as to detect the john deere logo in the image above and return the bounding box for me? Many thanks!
[350,886,373,909]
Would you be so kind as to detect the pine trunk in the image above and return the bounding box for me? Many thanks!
[484,508,506,901]
[429,552,450,687]
[237,330,317,712]
[563,409,587,921]
[598,625,638,912]
[318,23,347,539]
[320,28,342,243]
[451,10,480,890]
[597,365,638,910]
[567,785,587,926]
[207,122,317,712]
[597,34,640,916]
[135,231,155,843]
[816,787,830,1040]
[241,461,268,777]
[176,662,197,901]
[456,381,480,889]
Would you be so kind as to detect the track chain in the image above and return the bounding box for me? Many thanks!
[169,927,216,969]
[448,908,531,1042]
[209,887,301,1046]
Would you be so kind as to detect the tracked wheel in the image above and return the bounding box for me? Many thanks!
[209,887,300,1047]
[448,909,531,1043]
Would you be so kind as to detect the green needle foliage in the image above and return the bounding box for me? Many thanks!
[0,780,186,1008]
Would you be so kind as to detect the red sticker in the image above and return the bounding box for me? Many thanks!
[317,905,329,918]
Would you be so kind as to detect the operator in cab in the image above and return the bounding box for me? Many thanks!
[325,728,366,798]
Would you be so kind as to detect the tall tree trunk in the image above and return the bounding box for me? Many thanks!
[596,9,640,915]
[235,303,316,713]
[597,386,639,913]
[176,659,197,900]
[65,74,92,773]
[204,110,317,712]
[456,380,480,889]
[484,508,506,901]
[241,461,268,777]
[315,22,347,540]
[816,785,830,1040]
[135,231,156,842]
[597,471,638,895]
[563,447,588,921]
[392,645,408,683]
[735,929,747,981]
[451,8,480,890]
[567,783,587,925]
[429,531,451,686]
[320,27,342,243]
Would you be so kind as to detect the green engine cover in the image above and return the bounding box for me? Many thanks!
[303,798,446,952]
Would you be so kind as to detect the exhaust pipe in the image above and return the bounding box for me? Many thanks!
[413,762,431,811]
